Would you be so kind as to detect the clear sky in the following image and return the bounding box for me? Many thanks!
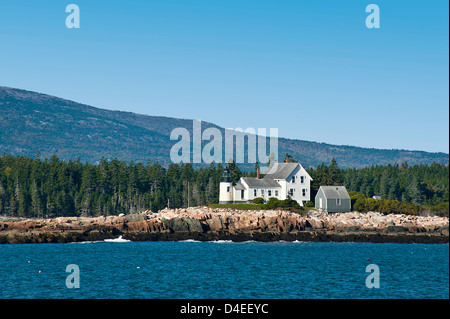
[0,0,448,153]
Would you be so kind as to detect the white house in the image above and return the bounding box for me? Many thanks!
[219,162,313,206]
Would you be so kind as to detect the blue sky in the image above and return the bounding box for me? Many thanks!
[0,0,448,153]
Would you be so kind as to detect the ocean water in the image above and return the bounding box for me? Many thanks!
[0,240,448,299]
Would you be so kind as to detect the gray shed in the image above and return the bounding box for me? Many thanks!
[315,186,351,213]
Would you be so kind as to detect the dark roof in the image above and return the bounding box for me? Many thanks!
[263,163,299,180]
[234,183,246,190]
[241,177,281,188]
[319,186,350,199]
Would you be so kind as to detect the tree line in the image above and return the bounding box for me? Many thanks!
[307,159,448,216]
[0,154,448,218]
[307,159,448,206]
[0,154,226,218]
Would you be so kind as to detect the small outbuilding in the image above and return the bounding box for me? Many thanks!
[315,186,351,213]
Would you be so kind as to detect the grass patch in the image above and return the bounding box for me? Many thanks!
[208,200,307,215]
[208,203,266,210]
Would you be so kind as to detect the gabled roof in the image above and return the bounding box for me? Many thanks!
[319,186,350,199]
[263,162,312,180]
[241,177,281,188]
[263,163,298,180]
[234,183,246,190]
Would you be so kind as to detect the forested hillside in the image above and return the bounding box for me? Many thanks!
[1,86,448,169]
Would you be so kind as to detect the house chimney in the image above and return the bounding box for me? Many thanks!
[257,167,260,179]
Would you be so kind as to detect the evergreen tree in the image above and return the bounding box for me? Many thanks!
[30,179,42,218]
[227,160,242,184]
[0,180,4,213]
[327,158,343,185]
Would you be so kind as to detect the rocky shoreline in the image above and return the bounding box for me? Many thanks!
[0,208,448,244]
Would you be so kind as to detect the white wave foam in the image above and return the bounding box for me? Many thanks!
[71,240,103,244]
[210,240,233,244]
[104,235,131,243]
[276,240,306,244]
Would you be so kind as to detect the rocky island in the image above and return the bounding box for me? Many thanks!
[0,208,448,244]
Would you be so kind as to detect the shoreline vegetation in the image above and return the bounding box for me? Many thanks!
[1,207,448,244]
[0,154,448,218]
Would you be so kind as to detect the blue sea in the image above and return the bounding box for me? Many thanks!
[0,240,448,299]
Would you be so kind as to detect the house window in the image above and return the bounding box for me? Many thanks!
[261,190,265,196]
[241,190,245,199]
[291,176,296,183]
[226,186,230,192]
[275,190,279,197]
[289,189,294,197]
[300,176,304,184]
[302,189,306,197]
[268,190,272,196]
[336,198,341,206]
[254,189,257,197]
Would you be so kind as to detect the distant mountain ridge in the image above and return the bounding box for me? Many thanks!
[0,86,448,169]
